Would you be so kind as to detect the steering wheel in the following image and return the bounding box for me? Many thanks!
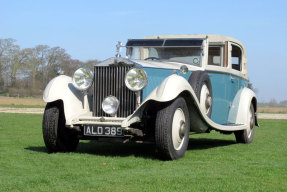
[145,57,160,61]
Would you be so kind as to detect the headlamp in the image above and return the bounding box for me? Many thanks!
[72,66,93,91]
[125,68,148,91]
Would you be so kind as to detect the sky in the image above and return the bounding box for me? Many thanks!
[1,0,286,102]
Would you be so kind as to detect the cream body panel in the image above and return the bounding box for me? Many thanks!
[228,88,257,125]
[43,75,92,125]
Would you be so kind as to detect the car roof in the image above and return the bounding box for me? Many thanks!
[144,34,244,48]
[143,34,248,79]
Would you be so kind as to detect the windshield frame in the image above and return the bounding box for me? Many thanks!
[126,39,204,66]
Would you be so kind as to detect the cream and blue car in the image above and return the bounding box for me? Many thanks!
[42,34,258,160]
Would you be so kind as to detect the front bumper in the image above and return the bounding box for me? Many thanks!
[69,115,126,127]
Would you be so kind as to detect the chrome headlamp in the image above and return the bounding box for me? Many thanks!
[102,96,120,115]
[125,68,148,91]
[72,66,94,91]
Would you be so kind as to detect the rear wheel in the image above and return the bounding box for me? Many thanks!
[234,104,255,143]
[42,101,79,152]
[155,97,190,160]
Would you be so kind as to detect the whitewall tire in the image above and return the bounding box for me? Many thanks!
[155,97,190,160]
[234,104,255,143]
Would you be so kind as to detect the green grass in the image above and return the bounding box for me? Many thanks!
[0,114,286,192]
[0,104,44,108]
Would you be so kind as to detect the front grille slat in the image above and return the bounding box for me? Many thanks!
[95,68,99,113]
[93,66,138,118]
[120,67,124,116]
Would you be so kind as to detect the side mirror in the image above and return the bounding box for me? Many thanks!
[55,66,64,75]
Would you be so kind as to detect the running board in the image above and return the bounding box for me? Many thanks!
[208,121,247,132]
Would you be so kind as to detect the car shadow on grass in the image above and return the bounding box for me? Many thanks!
[25,142,158,160]
[188,138,236,150]
[25,138,235,159]
[76,142,158,159]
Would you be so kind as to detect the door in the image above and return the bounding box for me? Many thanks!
[226,43,243,123]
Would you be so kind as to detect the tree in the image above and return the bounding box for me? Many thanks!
[269,98,278,107]
[7,48,27,87]
[44,46,71,86]
[22,45,49,90]
[0,38,18,92]
[0,38,101,97]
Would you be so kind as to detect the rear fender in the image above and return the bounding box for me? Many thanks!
[43,75,92,125]
[228,87,259,126]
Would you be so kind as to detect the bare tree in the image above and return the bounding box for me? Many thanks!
[0,38,101,97]
[22,45,49,90]
[0,38,18,92]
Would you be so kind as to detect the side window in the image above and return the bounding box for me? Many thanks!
[231,45,242,71]
[208,46,222,66]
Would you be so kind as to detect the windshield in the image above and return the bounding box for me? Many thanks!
[128,47,202,66]
[126,39,203,66]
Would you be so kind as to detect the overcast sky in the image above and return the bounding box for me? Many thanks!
[1,0,286,102]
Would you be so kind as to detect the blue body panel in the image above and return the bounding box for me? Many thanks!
[141,67,248,125]
[142,67,191,100]
[208,71,248,124]
[208,73,230,124]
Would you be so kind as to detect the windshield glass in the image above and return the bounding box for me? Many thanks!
[128,46,202,66]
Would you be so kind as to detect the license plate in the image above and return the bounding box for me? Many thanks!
[84,125,124,137]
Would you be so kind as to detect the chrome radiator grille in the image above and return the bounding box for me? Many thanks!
[93,66,137,117]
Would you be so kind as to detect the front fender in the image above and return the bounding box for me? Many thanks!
[151,74,196,102]
[122,74,208,131]
[43,75,92,125]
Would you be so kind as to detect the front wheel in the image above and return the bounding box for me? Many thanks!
[42,101,79,152]
[155,97,190,160]
[234,104,255,143]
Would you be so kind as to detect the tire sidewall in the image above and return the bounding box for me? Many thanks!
[244,104,255,143]
[42,102,60,152]
[235,104,255,143]
[167,97,190,159]
[188,71,213,117]
[42,101,79,152]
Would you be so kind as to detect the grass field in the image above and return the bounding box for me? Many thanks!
[0,114,287,192]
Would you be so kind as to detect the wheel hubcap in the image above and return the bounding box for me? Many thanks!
[205,95,212,110]
[247,107,254,138]
[179,121,186,139]
[172,108,186,150]
[200,84,211,115]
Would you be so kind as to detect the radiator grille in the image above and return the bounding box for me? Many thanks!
[93,66,138,117]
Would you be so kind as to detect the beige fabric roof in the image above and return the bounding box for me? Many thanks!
[144,34,244,48]
[143,34,248,78]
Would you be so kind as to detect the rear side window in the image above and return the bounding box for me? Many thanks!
[231,45,242,71]
[208,46,222,66]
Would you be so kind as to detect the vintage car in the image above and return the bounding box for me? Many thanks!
[42,34,258,160]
